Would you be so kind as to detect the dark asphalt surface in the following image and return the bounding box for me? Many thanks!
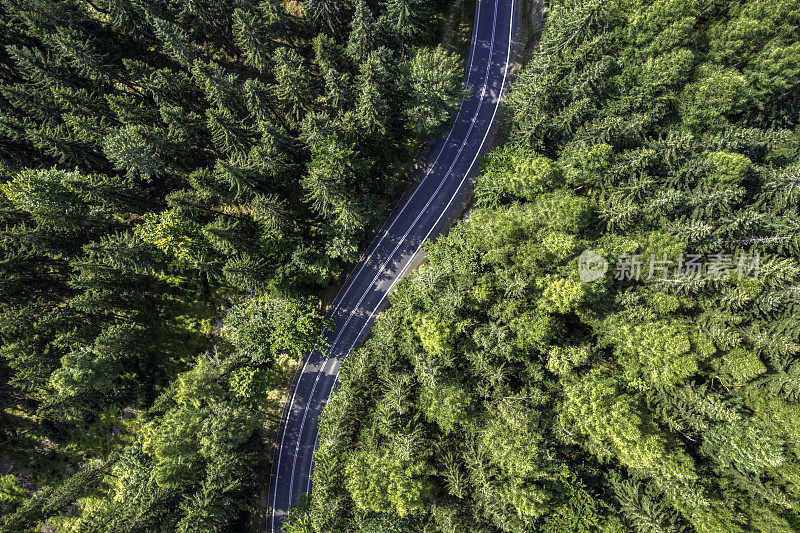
[268,1,519,530]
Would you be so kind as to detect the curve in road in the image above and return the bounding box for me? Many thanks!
[269,1,519,530]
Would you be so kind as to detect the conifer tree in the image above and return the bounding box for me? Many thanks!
[381,0,430,41]
[103,125,174,181]
[305,0,347,38]
[273,48,314,126]
[232,8,272,72]
[152,18,197,67]
[355,48,393,136]
[347,0,377,63]
[405,46,463,136]
[302,134,367,230]
[0,0,467,528]
[51,324,149,413]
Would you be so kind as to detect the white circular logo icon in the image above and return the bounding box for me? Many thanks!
[578,250,609,282]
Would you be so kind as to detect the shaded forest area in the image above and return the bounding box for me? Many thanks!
[296,1,800,532]
[0,0,465,530]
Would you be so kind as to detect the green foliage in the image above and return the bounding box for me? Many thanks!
[0,474,27,519]
[222,296,324,365]
[347,1,378,63]
[476,147,564,205]
[413,314,453,357]
[305,0,347,36]
[404,47,463,136]
[609,474,686,533]
[51,324,148,413]
[704,151,752,185]
[700,418,786,474]
[564,371,688,476]
[679,63,753,131]
[382,0,431,41]
[273,48,314,126]
[228,366,270,406]
[355,48,394,137]
[103,125,172,180]
[302,134,370,230]
[3,463,110,530]
[719,348,766,385]
[152,18,196,67]
[344,449,432,517]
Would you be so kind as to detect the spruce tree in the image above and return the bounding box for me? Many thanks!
[347,0,377,63]
[272,48,314,126]
[305,0,347,38]
[381,0,430,41]
[232,8,272,72]
[152,18,196,67]
[355,48,393,136]
[404,46,463,136]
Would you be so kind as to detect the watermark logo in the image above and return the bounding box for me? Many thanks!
[578,250,609,282]
[578,251,761,283]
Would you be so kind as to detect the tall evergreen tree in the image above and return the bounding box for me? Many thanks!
[347,0,377,63]
[404,46,463,136]
[305,0,347,38]
[273,48,314,126]
[355,48,393,136]
[381,0,430,41]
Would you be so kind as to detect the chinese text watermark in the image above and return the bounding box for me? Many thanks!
[579,251,760,283]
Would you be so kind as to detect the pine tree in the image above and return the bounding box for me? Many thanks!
[50,324,149,412]
[405,46,463,136]
[176,0,237,56]
[82,231,162,275]
[302,134,367,230]
[355,48,393,136]
[305,0,347,37]
[48,27,112,81]
[313,34,355,115]
[214,155,265,200]
[273,48,314,126]
[609,474,685,533]
[223,255,269,292]
[322,66,355,116]
[700,418,786,475]
[1,459,111,531]
[232,8,272,72]
[206,107,255,155]
[152,18,197,67]
[191,59,243,116]
[347,0,377,63]
[202,217,248,256]
[754,356,800,400]
[313,32,350,73]
[381,0,430,41]
[103,125,173,181]
[251,193,291,230]
[2,169,92,231]
[242,78,294,134]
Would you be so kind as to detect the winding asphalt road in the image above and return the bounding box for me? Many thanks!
[268,1,519,530]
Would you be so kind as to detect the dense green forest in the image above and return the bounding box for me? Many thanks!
[293,0,800,532]
[0,0,464,530]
